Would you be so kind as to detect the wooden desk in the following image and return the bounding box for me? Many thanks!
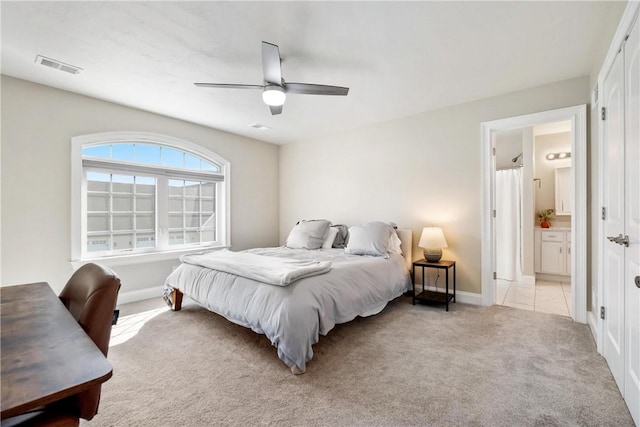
[1,282,113,419]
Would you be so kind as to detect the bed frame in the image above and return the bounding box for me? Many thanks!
[167,228,412,312]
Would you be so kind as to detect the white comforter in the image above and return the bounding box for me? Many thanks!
[180,249,332,286]
[164,247,411,373]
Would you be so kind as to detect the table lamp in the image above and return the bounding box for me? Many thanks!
[419,227,448,262]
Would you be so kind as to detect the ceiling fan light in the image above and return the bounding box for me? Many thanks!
[263,85,286,106]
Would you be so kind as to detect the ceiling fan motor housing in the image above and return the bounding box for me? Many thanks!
[262,84,286,106]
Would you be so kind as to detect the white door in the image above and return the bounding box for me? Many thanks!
[623,15,640,425]
[602,45,626,394]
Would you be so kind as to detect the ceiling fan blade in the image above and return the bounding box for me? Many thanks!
[194,83,263,90]
[270,105,283,115]
[262,41,282,85]
[285,83,349,96]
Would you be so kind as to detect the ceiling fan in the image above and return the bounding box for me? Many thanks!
[195,41,349,115]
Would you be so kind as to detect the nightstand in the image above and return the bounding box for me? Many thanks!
[412,259,456,311]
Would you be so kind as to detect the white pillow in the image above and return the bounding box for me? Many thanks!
[345,222,395,257]
[388,231,403,255]
[285,220,331,250]
[322,227,339,249]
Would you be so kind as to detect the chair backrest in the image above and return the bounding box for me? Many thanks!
[58,263,121,420]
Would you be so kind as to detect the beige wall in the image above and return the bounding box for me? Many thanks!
[495,130,523,169]
[1,75,280,294]
[280,76,590,295]
[521,128,535,278]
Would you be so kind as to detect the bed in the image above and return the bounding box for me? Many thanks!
[163,221,412,374]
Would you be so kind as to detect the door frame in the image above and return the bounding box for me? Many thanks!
[481,105,588,324]
[600,51,626,390]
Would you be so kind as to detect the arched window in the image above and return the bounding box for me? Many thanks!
[71,132,230,264]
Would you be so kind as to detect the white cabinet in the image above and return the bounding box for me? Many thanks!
[540,240,564,274]
[555,167,571,215]
[534,229,570,276]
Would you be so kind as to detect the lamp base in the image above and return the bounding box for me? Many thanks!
[424,248,442,263]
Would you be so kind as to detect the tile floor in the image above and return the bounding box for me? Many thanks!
[496,279,572,317]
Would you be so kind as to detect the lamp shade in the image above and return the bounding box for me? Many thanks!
[419,227,448,262]
[419,227,448,249]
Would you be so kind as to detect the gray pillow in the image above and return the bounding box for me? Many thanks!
[345,221,395,256]
[331,224,349,248]
[285,220,331,250]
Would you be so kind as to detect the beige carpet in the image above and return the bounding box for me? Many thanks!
[85,297,634,426]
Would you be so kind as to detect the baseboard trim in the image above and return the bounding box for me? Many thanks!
[413,284,481,306]
[535,273,570,282]
[454,290,482,305]
[117,286,163,305]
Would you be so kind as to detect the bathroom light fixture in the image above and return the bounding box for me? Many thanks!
[419,227,448,262]
[546,152,571,161]
[262,85,286,106]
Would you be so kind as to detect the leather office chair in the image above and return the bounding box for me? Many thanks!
[1,264,121,427]
[58,263,121,421]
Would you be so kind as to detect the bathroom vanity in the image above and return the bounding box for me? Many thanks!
[534,227,571,276]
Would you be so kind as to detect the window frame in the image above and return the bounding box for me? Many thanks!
[71,132,230,267]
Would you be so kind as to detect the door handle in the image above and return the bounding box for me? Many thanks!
[636,276,640,289]
[620,235,630,247]
[607,234,630,247]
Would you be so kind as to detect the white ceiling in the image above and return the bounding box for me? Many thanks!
[1,1,615,145]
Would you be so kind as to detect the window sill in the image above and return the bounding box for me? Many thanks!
[70,245,229,269]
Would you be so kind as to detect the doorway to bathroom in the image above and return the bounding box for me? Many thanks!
[494,124,573,317]
[480,105,588,323]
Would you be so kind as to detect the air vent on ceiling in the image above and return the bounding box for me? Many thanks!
[250,123,271,131]
[35,55,82,75]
